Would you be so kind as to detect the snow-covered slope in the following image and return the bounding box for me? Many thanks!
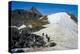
[33,12,78,50]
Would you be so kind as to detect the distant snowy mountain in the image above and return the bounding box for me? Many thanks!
[33,12,78,50]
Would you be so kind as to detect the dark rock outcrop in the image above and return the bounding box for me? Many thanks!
[67,12,78,23]
[10,27,46,49]
[10,27,56,53]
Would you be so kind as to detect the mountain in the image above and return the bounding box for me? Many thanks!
[10,12,78,52]
[10,7,43,26]
[33,12,78,50]
[31,7,42,16]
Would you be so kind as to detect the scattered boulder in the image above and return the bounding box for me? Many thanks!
[49,42,56,47]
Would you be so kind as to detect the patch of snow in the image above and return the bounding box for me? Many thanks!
[39,16,44,20]
[18,24,26,30]
[28,24,33,28]
[10,26,18,29]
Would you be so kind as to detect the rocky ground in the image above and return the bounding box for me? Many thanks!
[10,27,56,53]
